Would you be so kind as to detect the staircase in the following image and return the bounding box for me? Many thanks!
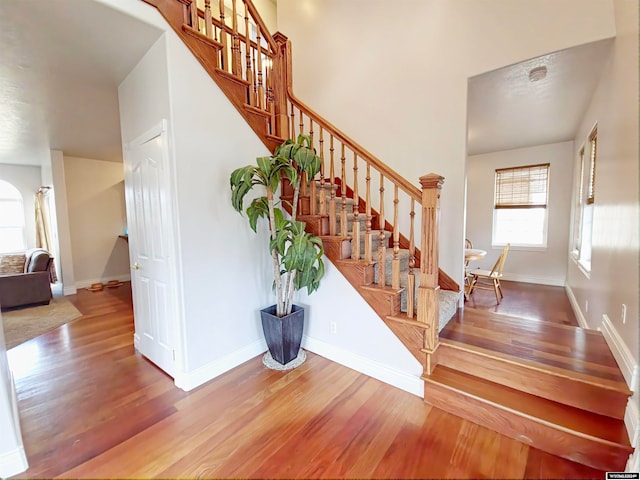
[140,0,633,471]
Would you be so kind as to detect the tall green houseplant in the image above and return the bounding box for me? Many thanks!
[230,135,325,318]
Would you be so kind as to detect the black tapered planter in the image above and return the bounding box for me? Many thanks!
[260,304,304,365]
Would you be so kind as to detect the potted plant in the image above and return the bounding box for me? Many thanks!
[230,134,325,365]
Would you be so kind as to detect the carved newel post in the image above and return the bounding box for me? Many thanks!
[417,173,444,375]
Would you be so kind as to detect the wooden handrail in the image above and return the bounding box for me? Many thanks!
[286,94,422,203]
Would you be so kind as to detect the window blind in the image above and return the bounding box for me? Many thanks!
[494,163,550,209]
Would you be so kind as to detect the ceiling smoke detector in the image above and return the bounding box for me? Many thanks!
[528,66,548,82]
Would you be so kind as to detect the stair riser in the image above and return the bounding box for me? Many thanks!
[438,344,629,419]
[423,381,631,472]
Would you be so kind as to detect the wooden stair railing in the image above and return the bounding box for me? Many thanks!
[141,0,459,374]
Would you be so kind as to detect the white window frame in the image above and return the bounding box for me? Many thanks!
[573,124,597,274]
[491,163,550,249]
[0,180,27,253]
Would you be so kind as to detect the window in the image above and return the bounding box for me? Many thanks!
[492,163,550,248]
[0,180,26,253]
[573,125,597,272]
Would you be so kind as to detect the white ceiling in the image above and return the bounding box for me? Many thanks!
[0,1,614,166]
[0,0,163,166]
[467,39,613,156]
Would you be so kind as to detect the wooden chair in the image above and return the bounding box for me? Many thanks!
[468,243,510,304]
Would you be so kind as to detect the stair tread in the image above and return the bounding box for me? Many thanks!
[425,366,632,448]
[440,308,628,387]
[440,338,632,394]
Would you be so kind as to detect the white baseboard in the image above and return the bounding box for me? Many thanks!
[302,335,424,398]
[75,273,131,290]
[601,314,639,462]
[500,272,565,287]
[174,339,267,392]
[565,285,590,329]
[63,285,77,296]
[0,369,28,477]
[0,446,28,478]
[627,446,640,473]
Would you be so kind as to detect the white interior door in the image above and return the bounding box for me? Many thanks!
[124,120,180,378]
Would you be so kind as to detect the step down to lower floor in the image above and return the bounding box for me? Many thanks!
[423,365,633,472]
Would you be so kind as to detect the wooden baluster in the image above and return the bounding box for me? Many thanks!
[407,199,416,318]
[256,25,264,109]
[182,1,189,25]
[189,0,200,31]
[299,110,307,202]
[377,174,386,287]
[244,3,253,104]
[219,0,229,71]
[267,58,275,134]
[364,162,372,263]
[418,174,444,375]
[190,0,199,31]
[392,186,400,289]
[340,144,348,237]
[251,47,258,105]
[309,119,316,214]
[318,127,326,216]
[351,152,360,260]
[231,0,241,76]
[290,103,295,139]
[329,136,337,236]
[204,0,213,39]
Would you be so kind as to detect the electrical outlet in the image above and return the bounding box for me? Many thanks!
[585,300,589,313]
[621,304,627,324]
[330,322,337,334]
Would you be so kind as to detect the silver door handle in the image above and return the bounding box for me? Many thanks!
[132,262,140,270]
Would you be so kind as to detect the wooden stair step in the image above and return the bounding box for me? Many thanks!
[440,308,628,384]
[438,339,631,419]
[423,365,633,471]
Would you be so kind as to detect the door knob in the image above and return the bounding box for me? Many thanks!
[132,262,140,270]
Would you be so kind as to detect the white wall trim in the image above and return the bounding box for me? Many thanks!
[302,335,424,398]
[0,370,28,478]
[0,446,28,479]
[601,314,639,390]
[565,285,590,329]
[63,285,78,296]
[174,339,267,392]
[501,272,565,287]
[600,314,639,463]
[627,445,640,473]
[74,273,132,290]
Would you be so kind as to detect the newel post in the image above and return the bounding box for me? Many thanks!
[417,173,444,375]
[272,32,291,139]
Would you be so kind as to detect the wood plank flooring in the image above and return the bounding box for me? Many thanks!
[8,283,608,479]
[464,280,579,326]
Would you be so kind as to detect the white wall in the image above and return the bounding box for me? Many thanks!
[466,141,574,286]
[566,0,638,434]
[50,151,76,294]
[0,312,28,477]
[277,0,616,287]
[63,155,130,288]
[0,164,42,251]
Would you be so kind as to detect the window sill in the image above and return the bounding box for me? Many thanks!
[573,257,592,279]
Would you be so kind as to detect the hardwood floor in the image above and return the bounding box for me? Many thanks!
[8,282,609,478]
[464,279,579,326]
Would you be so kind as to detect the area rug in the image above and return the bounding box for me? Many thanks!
[2,297,83,349]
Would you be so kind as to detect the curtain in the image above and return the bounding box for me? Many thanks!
[35,188,58,283]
